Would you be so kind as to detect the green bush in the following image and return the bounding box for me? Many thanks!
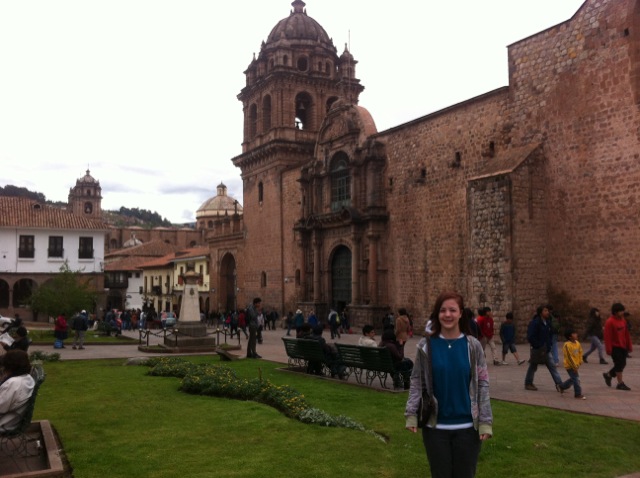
[29,350,60,362]
[145,357,382,438]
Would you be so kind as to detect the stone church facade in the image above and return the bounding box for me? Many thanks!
[205,0,639,333]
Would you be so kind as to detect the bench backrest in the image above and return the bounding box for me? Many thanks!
[282,337,305,360]
[335,343,396,373]
[282,337,326,362]
[334,343,367,368]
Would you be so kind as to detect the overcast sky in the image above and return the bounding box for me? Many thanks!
[0,0,585,224]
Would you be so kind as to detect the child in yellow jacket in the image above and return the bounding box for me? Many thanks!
[559,328,585,399]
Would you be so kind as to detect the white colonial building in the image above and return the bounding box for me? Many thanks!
[0,171,109,320]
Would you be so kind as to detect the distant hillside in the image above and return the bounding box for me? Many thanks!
[0,184,177,228]
[105,207,173,228]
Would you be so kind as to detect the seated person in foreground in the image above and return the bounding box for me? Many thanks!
[358,325,378,347]
[379,330,413,390]
[1,326,30,352]
[0,350,35,433]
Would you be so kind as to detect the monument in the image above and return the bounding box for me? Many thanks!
[163,262,217,351]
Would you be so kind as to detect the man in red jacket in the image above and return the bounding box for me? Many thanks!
[477,307,500,366]
[603,302,633,391]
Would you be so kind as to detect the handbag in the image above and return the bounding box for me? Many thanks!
[530,345,548,365]
[417,335,435,427]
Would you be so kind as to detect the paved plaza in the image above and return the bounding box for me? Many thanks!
[27,324,640,422]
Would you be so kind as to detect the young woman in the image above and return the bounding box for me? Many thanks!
[405,291,493,478]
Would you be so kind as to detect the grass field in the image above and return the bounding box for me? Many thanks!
[33,356,640,478]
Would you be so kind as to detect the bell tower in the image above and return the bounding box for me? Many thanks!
[68,169,102,217]
[229,0,365,313]
[233,0,364,171]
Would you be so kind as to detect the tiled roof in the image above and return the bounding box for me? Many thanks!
[104,256,157,272]
[137,247,211,270]
[0,197,109,230]
[173,247,210,260]
[138,253,177,269]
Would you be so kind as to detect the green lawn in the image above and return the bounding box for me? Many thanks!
[34,357,640,478]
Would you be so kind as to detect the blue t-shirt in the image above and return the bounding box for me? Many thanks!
[431,335,473,428]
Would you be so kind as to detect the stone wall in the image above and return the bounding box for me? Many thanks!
[506,0,640,315]
[379,91,508,327]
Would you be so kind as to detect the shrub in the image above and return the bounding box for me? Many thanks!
[29,350,61,362]
[144,358,383,440]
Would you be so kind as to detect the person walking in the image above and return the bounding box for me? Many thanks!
[558,328,586,399]
[499,312,525,365]
[328,308,341,339]
[603,303,632,391]
[477,307,499,365]
[72,310,89,350]
[524,305,564,392]
[582,307,608,364]
[245,298,262,359]
[405,291,492,478]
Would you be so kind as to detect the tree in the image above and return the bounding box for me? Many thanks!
[29,262,97,318]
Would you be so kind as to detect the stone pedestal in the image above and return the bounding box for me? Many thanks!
[163,322,218,348]
[162,265,219,351]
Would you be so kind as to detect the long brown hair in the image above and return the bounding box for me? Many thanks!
[428,291,471,336]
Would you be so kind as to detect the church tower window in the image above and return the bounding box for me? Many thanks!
[262,95,272,131]
[295,92,312,130]
[249,104,258,137]
[330,153,351,211]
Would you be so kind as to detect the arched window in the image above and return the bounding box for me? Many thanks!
[330,153,351,211]
[297,56,308,71]
[249,103,258,138]
[262,95,272,132]
[295,92,312,130]
[258,182,264,203]
[326,96,338,113]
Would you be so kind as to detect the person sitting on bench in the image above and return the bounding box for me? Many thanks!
[1,326,30,352]
[0,350,35,433]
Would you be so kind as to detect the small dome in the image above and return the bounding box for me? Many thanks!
[266,1,334,50]
[123,233,143,248]
[340,44,354,62]
[76,169,99,185]
[196,182,243,219]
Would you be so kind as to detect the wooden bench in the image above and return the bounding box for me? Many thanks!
[334,343,403,389]
[281,337,331,376]
[0,364,46,457]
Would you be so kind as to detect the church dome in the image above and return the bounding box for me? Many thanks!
[196,183,243,219]
[265,0,334,50]
[76,169,100,186]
